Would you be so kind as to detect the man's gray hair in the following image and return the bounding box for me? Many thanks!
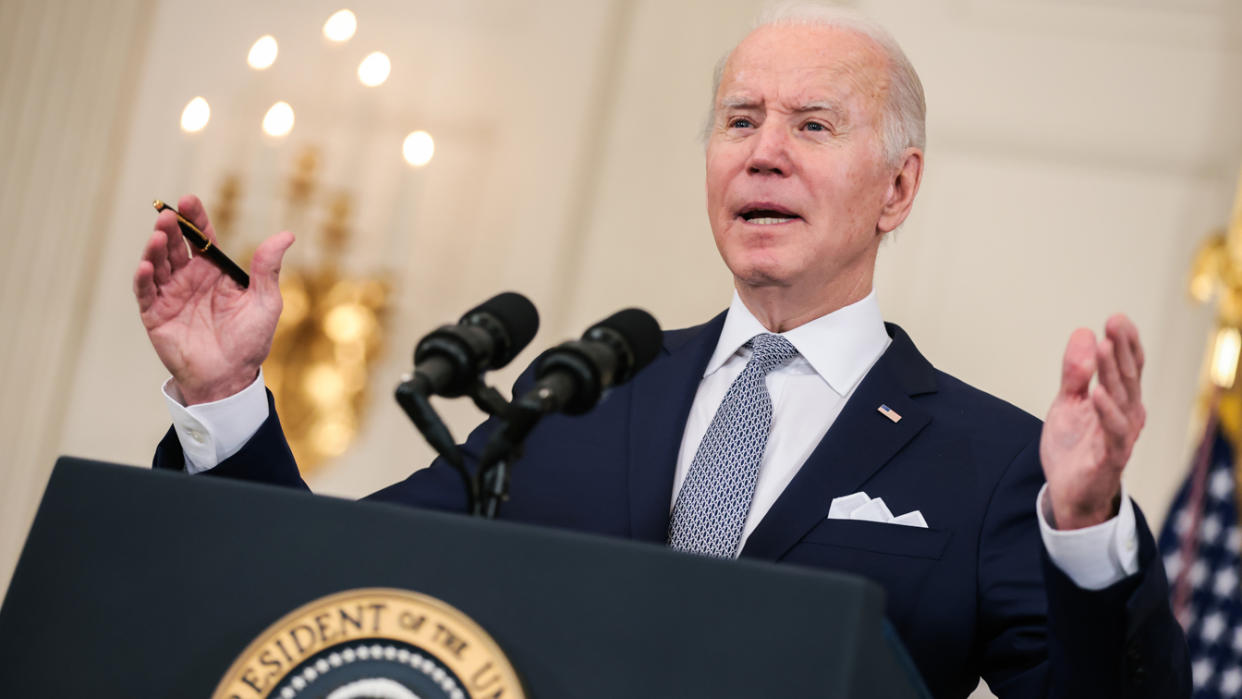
[704,2,926,165]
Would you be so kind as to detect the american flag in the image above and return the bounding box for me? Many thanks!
[877,403,902,423]
[1158,423,1242,697]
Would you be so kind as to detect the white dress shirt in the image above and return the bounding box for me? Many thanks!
[672,290,892,547]
[165,290,1138,589]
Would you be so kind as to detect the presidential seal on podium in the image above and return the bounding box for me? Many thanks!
[212,588,525,699]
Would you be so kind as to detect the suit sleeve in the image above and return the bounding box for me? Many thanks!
[151,371,543,514]
[976,437,1191,698]
[153,389,309,490]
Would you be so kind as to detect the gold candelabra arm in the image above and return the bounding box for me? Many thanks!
[208,174,242,246]
[1191,164,1242,461]
[1190,232,1227,305]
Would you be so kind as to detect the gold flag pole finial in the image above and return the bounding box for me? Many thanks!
[1188,166,1242,309]
[1193,164,1242,458]
[1220,163,1242,345]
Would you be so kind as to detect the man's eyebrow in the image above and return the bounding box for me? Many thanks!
[718,96,760,110]
[716,97,846,117]
[792,100,845,116]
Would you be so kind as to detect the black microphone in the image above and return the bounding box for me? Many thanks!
[525,308,662,415]
[409,292,540,397]
[473,308,662,518]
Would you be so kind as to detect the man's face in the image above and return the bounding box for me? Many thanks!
[706,24,901,302]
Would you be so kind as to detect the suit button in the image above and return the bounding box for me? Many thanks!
[1126,642,1144,686]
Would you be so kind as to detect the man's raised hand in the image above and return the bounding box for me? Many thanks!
[1039,314,1147,529]
[133,194,294,405]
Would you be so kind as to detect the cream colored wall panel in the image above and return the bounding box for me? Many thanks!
[0,0,153,594]
[875,2,1242,175]
[954,0,1239,49]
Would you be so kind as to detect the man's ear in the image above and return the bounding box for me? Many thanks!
[876,148,924,234]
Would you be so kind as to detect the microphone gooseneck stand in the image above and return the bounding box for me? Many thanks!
[473,384,565,518]
[473,345,613,517]
[394,374,475,511]
[395,372,521,518]
[397,359,599,520]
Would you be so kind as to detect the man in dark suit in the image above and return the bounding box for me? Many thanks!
[136,5,1189,698]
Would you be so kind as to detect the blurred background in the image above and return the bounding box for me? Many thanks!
[1,1,1240,695]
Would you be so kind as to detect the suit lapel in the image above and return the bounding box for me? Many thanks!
[626,312,726,543]
[740,323,938,561]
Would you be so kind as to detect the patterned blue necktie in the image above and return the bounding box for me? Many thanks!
[668,333,800,557]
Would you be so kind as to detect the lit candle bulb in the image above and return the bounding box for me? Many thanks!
[180,96,210,133]
[263,101,294,138]
[358,51,391,87]
[323,9,357,42]
[247,35,278,70]
[402,131,434,167]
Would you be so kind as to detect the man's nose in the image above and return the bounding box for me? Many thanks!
[746,122,793,176]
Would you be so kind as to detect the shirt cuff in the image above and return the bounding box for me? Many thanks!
[162,371,269,474]
[1036,483,1140,590]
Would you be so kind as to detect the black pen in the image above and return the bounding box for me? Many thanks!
[152,199,249,288]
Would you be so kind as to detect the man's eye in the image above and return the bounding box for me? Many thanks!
[803,121,829,132]
[728,117,754,129]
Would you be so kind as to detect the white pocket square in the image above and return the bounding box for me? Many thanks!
[828,492,871,519]
[892,510,928,528]
[828,492,928,528]
[849,496,893,523]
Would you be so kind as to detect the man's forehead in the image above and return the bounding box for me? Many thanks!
[716,24,888,108]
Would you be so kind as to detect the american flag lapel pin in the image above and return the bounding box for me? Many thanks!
[877,404,902,423]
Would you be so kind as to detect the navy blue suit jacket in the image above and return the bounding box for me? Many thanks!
[155,315,1189,698]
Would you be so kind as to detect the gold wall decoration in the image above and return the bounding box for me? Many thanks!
[241,147,391,474]
[1188,166,1242,472]
[212,174,242,244]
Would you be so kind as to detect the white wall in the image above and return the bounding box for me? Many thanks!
[0,0,156,595]
[3,2,1240,694]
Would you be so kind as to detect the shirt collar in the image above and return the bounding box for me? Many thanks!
[704,289,891,397]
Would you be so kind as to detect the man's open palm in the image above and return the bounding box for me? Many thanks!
[1040,315,1147,529]
[133,195,293,404]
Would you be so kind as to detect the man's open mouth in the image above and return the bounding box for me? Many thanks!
[738,205,801,225]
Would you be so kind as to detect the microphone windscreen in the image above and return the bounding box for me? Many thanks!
[466,292,540,365]
[596,308,662,371]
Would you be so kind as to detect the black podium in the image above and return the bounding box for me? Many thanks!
[0,457,930,697]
